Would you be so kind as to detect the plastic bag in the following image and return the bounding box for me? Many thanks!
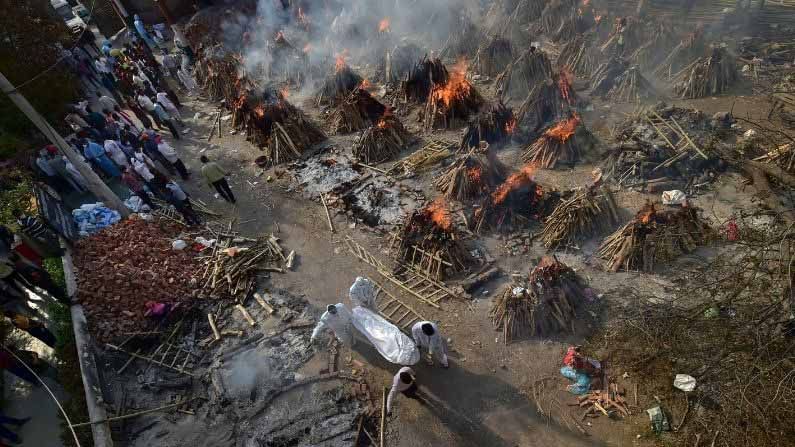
[560,366,592,394]
[351,307,419,365]
[674,374,696,392]
[661,190,686,205]
[171,240,187,250]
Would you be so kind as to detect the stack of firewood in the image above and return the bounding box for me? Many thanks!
[605,66,657,103]
[460,101,515,151]
[590,57,630,97]
[496,48,553,103]
[491,256,585,343]
[473,36,514,77]
[434,149,506,202]
[315,63,364,105]
[438,14,484,60]
[557,34,600,78]
[194,48,242,103]
[598,202,713,272]
[423,62,484,130]
[522,114,595,168]
[540,186,619,248]
[674,46,739,99]
[403,56,449,103]
[352,111,413,164]
[653,29,705,79]
[516,72,578,133]
[329,88,387,134]
[576,384,631,420]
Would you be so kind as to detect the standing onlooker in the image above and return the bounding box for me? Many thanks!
[152,101,180,139]
[136,92,164,128]
[165,181,200,225]
[82,139,121,178]
[98,94,119,113]
[200,156,236,203]
[85,107,107,133]
[126,100,154,130]
[46,149,84,193]
[64,157,89,192]
[156,90,183,124]
[133,15,158,51]
[104,139,130,169]
[156,136,189,179]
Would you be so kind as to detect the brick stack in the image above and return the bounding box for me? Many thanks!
[73,216,203,342]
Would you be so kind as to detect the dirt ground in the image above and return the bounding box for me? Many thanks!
[118,64,781,447]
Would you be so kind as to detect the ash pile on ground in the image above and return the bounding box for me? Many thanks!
[339,176,423,227]
[107,290,364,447]
[291,155,363,199]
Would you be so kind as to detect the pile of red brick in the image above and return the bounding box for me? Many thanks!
[74,216,202,342]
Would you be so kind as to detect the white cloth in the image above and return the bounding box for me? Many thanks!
[351,306,419,365]
[386,366,415,413]
[411,321,448,366]
[132,157,154,181]
[349,276,376,310]
[104,140,129,167]
[157,141,179,163]
[98,95,118,112]
[310,303,354,346]
[137,94,155,112]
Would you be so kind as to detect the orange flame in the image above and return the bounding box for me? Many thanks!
[505,117,517,134]
[378,17,391,33]
[424,197,452,231]
[638,203,656,224]
[431,58,472,109]
[491,163,538,205]
[543,114,580,142]
[558,69,574,105]
[253,105,265,118]
[358,78,371,90]
[335,49,349,73]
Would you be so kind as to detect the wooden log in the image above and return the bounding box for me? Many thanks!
[380,387,387,447]
[253,293,275,315]
[208,313,221,340]
[320,193,336,233]
[235,304,256,326]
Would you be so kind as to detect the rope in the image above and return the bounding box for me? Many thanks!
[1,344,82,447]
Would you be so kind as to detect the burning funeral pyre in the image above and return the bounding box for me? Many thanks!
[193,47,242,103]
[557,34,601,78]
[315,54,364,105]
[402,56,449,103]
[496,47,553,104]
[522,114,596,168]
[472,36,514,77]
[474,164,559,233]
[329,87,387,134]
[423,59,485,130]
[352,110,413,164]
[516,71,579,135]
[434,149,507,202]
[540,186,619,248]
[232,87,325,166]
[598,202,713,272]
[490,256,586,343]
[391,198,476,279]
[674,46,740,99]
[459,101,516,151]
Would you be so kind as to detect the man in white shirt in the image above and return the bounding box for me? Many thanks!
[310,303,355,346]
[411,321,449,368]
[386,366,417,415]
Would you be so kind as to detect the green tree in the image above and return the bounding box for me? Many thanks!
[0,0,81,161]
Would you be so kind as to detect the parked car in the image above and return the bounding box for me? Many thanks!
[50,0,86,34]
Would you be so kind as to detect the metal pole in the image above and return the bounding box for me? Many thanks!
[0,70,130,217]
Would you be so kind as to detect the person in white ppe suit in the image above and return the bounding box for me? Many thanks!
[411,321,449,368]
[310,303,355,346]
[349,276,377,310]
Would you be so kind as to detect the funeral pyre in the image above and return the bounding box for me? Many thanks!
[522,114,596,168]
[434,149,506,202]
[598,202,713,272]
[423,59,484,130]
[352,110,414,164]
[460,101,516,151]
[390,198,476,279]
[329,87,387,134]
[674,46,740,99]
[516,70,580,136]
[540,186,619,249]
[490,256,587,343]
[473,164,559,233]
[472,36,513,77]
[232,86,326,166]
[496,47,553,104]
[557,34,601,79]
[315,55,364,105]
[402,56,449,103]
